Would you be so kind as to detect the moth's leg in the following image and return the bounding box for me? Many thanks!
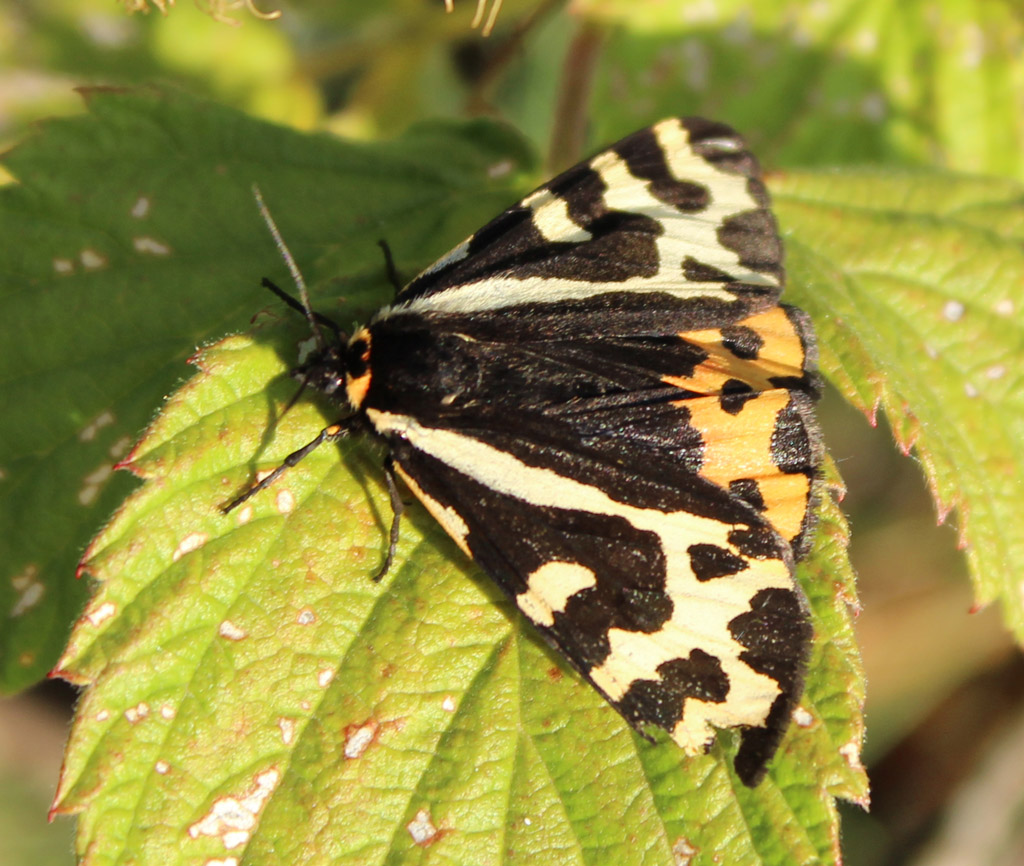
[261,277,344,340]
[222,420,355,513]
[373,456,405,581]
[376,239,404,296]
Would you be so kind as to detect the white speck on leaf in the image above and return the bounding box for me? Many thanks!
[80,248,107,269]
[297,608,315,625]
[10,565,43,617]
[161,704,176,720]
[53,258,74,274]
[840,739,864,773]
[219,620,246,641]
[995,299,1014,316]
[442,696,456,712]
[125,702,150,723]
[673,838,697,865]
[344,720,378,759]
[317,668,335,688]
[278,718,296,745]
[943,300,965,322]
[965,382,979,398]
[79,463,114,505]
[188,768,280,850]
[86,601,117,627]
[10,579,43,617]
[155,760,170,774]
[985,364,1006,380]
[133,236,172,256]
[407,808,438,846]
[792,706,814,728]
[109,435,132,459]
[173,532,208,562]
[79,410,115,442]
[275,489,295,514]
[487,159,513,179]
[131,196,151,218]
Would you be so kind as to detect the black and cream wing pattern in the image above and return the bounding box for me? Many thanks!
[343,117,823,786]
[209,114,824,786]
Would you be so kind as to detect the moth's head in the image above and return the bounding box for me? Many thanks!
[293,342,347,398]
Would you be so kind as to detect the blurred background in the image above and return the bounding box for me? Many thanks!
[2,1,1023,864]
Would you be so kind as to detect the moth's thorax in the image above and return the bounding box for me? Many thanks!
[353,315,490,419]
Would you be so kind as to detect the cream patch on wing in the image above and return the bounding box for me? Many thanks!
[516,561,597,627]
[522,188,593,244]
[369,409,791,749]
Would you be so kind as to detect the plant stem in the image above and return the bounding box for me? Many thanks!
[547,16,605,174]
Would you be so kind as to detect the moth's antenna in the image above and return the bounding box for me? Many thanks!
[252,184,326,348]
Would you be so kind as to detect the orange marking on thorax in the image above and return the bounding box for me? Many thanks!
[345,328,373,408]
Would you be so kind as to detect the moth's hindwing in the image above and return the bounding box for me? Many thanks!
[348,117,823,785]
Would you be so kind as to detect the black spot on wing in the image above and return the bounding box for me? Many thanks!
[682,118,757,175]
[720,324,764,360]
[771,400,815,475]
[728,478,766,513]
[730,586,812,786]
[616,649,730,732]
[612,128,711,213]
[718,209,784,283]
[728,524,782,561]
[731,587,810,682]
[768,393,824,562]
[688,543,749,581]
[546,162,606,223]
[719,383,757,415]
[734,692,794,787]
[682,257,738,283]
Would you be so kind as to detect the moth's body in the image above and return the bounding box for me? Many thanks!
[250,117,823,786]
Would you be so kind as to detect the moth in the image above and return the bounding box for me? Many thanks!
[230,117,823,786]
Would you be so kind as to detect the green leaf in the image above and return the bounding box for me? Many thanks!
[775,168,1024,639]
[0,88,533,692]
[55,326,862,865]
[582,0,1024,178]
